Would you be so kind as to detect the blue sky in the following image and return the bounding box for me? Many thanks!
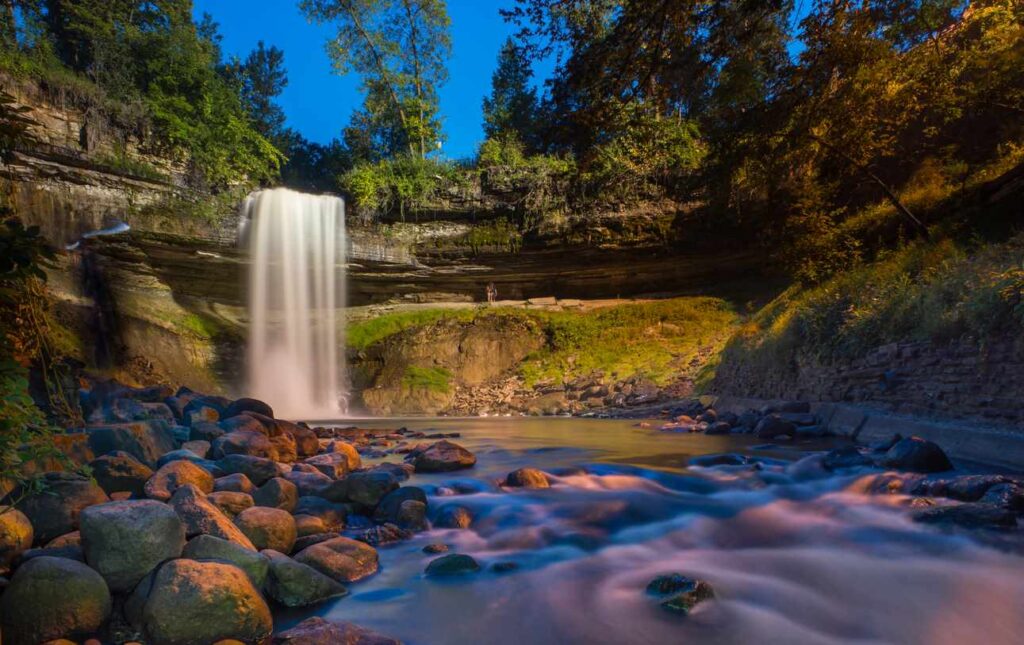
[193,0,544,160]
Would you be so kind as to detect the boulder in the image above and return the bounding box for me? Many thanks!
[132,559,272,645]
[980,483,1024,511]
[326,440,362,469]
[434,505,473,529]
[423,543,449,554]
[293,532,342,552]
[169,485,255,548]
[646,574,715,615]
[0,556,111,645]
[879,437,954,473]
[504,468,550,489]
[183,534,270,587]
[215,473,257,494]
[294,497,348,531]
[285,469,333,496]
[156,448,216,469]
[145,460,214,501]
[396,500,428,531]
[305,452,357,479]
[262,549,348,608]
[374,487,428,524]
[235,506,297,553]
[294,514,328,537]
[224,397,274,419]
[273,617,401,645]
[912,503,1017,529]
[253,477,299,512]
[208,491,255,518]
[182,439,211,458]
[293,536,379,583]
[182,396,231,426]
[79,500,185,592]
[359,523,412,547]
[9,472,109,544]
[216,454,285,486]
[425,553,480,576]
[44,530,79,548]
[212,430,280,461]
[412,440,476,472]
[320,471,399,507]
[85,420,177,468]
[0,506,33,572]
[754,415,797,440]
[89,451,154,497]
[190,420,225,443]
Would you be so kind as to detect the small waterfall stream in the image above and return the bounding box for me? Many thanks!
[242,188,346,418]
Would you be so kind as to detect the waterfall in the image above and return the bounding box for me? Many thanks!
[242,188,346,419]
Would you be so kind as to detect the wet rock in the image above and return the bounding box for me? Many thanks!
[262,549,348,608]
[285,469,333,496]
[293,536,379,583]
[320,470,399,507]
[492,561,519,573]
[85,421,177,468]
[305,451,357,479]
[253,477,299,512]
[425,553,480,576]
[9,472,109,544]
[868,434,902,453]
[235,506,297,553]
[208,491,255,518]
[412,440,476,472]
[879,437,953,473]
[396,499,428,531]
[704,421,733,435]
[182,439,211,458]
[423,543,449,554]
[89,451,154,497]
[44,531,80,548]
[359,523,412,546]
[689,453,748,467]
[182,534,270,587]
[215,473,257,494]
[182,396,230,426]
[294,497,348,531]
[190,420,226,443]
[131,559,272,645]
[0,506,33,572]
[646,574,715,615]
[294,514,328,537]
[145,460,214,501]
[224,397,274,419]
[170,484,256,548]
[368,461,415,482]
[504,467,550,489]
[754,415,797,440]
[374,486,428,524]
[736,411,761,429]
[912,503,1017,529]
[0,556,111,645]
[980,483,1024,512]
[943,475,1010,501]
[293,532,341,552]
[212,430,280,461]
[435,504,473,529]
[79,500,185,592]
[272,617,401,645]
[216,454,285,485]
[823,445,873,471]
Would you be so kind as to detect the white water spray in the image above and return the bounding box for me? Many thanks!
[243,188,346,419]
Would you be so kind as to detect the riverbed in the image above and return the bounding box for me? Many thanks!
[281,417,1024,645]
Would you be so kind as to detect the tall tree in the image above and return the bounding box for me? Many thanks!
[224,41,289,144]
[300,0,451,158]
[482,37,538,148]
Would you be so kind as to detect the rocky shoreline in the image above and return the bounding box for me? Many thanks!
[0,380,1022,644]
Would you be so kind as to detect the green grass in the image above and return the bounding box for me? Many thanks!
[348,298,740,389]
[721,233,1024,377]
[402,365,453,393]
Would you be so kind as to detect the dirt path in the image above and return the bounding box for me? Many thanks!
[345,296,658,323]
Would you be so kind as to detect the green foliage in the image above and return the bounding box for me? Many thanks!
[341,154,459,219]
[95,150,167,183]
[348,297,739,388]
[482,37,538,149]
[402,365,453,393]
[0,3,283,188]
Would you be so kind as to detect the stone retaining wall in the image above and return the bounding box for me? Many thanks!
[714,335,1024,429]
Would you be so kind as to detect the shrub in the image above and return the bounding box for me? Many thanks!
[341,155,458,220]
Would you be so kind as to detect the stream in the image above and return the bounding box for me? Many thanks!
[279,417,1024,645]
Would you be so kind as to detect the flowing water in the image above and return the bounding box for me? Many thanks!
[243,188,346,418]
[281,417,1024,645]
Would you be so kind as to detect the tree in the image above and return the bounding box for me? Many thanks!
[301,0,451,158]
[224,41,289,144]
[482,37,539,149]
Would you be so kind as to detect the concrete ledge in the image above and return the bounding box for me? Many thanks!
[711,395,1024,472]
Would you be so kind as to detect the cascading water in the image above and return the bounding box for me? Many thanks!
[242,188,346,419]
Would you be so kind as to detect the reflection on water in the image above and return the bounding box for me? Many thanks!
[283,418,1024,645]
